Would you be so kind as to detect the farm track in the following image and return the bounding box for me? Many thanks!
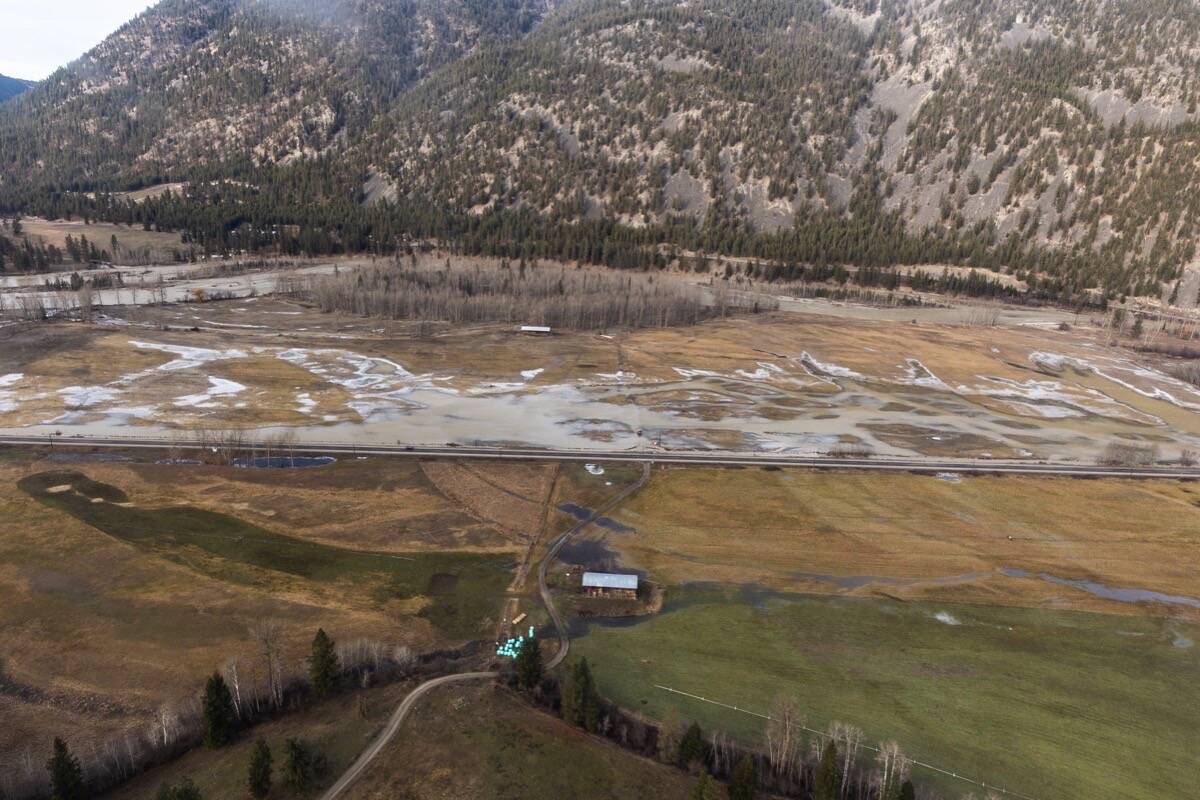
[317,672,496,800]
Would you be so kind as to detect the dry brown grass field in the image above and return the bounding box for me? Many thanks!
[9,218,185,264]
[0,455,549,765]
[344,683,694,800]
[604,467,1200,618]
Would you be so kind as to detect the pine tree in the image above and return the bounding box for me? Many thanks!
[561,658,599,731]
[678,722,706,767]
[308,628,340,699]
[247,740,272,799]
[46,738,85,800]
[284,738,325,791]
[689,772,720,800]
[899,780,916,800]
[514,637,543,690]
[202,672,237,748]
[814,741,841,800]
[729,755,757,800]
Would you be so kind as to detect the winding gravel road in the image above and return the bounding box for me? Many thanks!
[318,672,496,800]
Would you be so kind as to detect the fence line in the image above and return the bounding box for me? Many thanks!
[654,684,1042,800]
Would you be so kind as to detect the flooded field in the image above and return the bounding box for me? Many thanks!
[2,293,1199,462]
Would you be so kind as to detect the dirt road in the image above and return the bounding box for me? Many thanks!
[318,671,495,800]
[540,462,652,670]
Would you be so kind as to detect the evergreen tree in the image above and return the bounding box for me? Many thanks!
[202,672,237,748]
[899,780,916,800]
[247,739,272,799]
[46,738,85,800]
[561,658,599,732]
[308,628,340,698]
[689,772,720,800]
[514,637,543,690]
[283,738,325,791]
[814,741,841,800]
[678,722,706,767]
[729,755,757,800]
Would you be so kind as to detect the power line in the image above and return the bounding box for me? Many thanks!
[654,683,1043,800]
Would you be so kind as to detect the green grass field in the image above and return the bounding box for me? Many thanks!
[571,586,1199,800]
[21,470,513,639]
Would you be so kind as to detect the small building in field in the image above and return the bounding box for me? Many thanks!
[582,572,639,600]
[520,325,552,335]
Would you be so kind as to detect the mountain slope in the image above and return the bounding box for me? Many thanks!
[2,0,1200,295]
[0,74,33,103]
[361,0,1200,293]
[0,0,559,190]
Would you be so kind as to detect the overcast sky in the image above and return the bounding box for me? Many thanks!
[0,1,154,80]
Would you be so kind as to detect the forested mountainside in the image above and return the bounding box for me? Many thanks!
[0,0,558,189]
[0,75,34,104]
[3,0,1200,300]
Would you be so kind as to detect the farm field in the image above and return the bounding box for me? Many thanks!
[343,682,694,800]
[0,454,552,776]
[559,466,1200,800]
[604,468,1200,615]
[571,588,1199,800]
[5,217,185,265]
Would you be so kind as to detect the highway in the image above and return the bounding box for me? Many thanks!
[2,433,1198,480]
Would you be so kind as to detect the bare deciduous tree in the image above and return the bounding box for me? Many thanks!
[828,721,863,799]
[250,619,284,709]
[765,695,805,783]
[222,657,245,719]
[291,261,774,332]
[76,285,94,323]
[875,741,909,799]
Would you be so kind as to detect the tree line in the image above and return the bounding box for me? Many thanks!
[1,625,450,800]
[511,641,931,800]
[287,257,775,331]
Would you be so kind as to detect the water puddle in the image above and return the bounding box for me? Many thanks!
[232,456,337,469]
[557,536,626,571]
[1002,568,1200,609]
[792,571,987,590]
[557,502,633,533]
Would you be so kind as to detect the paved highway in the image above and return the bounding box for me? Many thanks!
[2,433,1198,480]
